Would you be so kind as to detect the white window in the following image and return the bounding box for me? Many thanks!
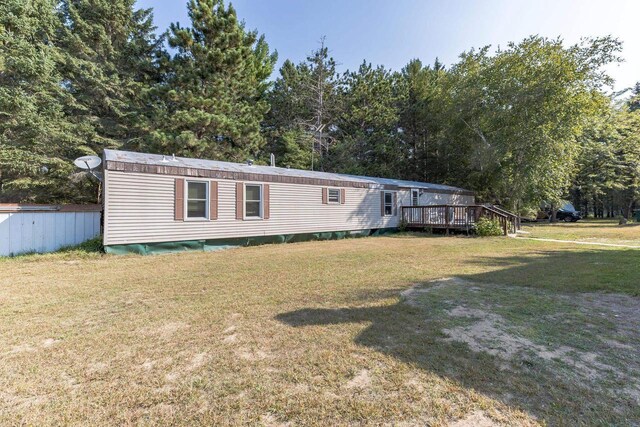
[384,191,394,216]
[328,188,341,204]
[186,181,208,219]
[245,184,262,219]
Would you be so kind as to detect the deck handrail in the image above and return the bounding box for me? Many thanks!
[401,204,518,235]
[482,204,520,231]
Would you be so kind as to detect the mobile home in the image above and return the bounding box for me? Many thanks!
[102,150,475,254]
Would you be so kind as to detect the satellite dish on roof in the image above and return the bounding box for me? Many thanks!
[74,155,102,182]
[74,155,102,170]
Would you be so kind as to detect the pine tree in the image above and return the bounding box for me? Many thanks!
[58,0,165,153]
[0,0,164,202]
[0,0,83,202]
[332,62,400,177]
[396,59,449,182]
[263,60,315,169]
[151,0,277,162]
[302,40,340,170]
[263,42,339,170]
[629,82,640,112]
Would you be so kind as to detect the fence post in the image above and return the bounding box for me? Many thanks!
[445,205,450,235]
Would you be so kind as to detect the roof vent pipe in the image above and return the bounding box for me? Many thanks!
[161,155,169,163]
[171,154,178,162]
[270,153,276,167]
[246,159,254,166]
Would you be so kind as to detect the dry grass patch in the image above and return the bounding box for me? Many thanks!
[521,219,640,245]
[0,234,638,425]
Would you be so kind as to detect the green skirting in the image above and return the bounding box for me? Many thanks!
[105,228,397,255]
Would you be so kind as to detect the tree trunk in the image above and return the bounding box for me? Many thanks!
[627,198,634,220]
[549,204,558,223]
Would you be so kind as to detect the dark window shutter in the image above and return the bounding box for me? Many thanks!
[393,192,398,216]
[174,178,184,221]
[209,181,218,220]
[340,188,346,204]
[380,191,385,216]
[263,184,270,219]
[322,187,328,204]
[236,182,244,220]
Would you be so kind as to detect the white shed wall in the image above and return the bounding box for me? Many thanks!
[0,211,101,256]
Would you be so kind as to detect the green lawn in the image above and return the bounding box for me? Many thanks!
[1,229,639,425]
[520,219,640,245]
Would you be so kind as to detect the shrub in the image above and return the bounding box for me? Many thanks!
[398,218,409,232]
[476,217,503,237]
[60,236,104,253]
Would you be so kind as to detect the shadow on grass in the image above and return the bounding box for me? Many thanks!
[276,248,640,425]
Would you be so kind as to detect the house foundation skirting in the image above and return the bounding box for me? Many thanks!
[104,228,397,255]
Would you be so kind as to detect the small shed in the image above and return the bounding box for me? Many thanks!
[0,204,101,256]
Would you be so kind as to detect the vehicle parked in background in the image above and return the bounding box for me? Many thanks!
[555,206,582,222]
[537,201,582,222]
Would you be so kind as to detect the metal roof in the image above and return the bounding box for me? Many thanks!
[104,149,472,194]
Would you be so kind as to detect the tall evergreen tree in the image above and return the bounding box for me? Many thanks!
[331,62,400,177]
[263,41,339,170]
[0,0,164,202]
[58,0,165,153]
[150,0,277,162]
[629,82,640,112]
[396,59,449,182]
[0,0,83,202]
[263,59,315,169]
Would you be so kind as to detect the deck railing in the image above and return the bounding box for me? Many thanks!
[401,204,519,235]
[484,204,521,231]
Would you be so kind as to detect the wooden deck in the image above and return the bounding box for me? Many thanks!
[402,204,519,235]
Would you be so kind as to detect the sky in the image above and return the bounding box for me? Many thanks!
[136,0,640,93]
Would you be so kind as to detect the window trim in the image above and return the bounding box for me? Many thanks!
[383,191,394,217]
[243,183,263,220]
[327,188,341,204]
[184,180,209,221]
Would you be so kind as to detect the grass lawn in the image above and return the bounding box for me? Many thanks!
[520,219,640,245]
[1,229,639,425]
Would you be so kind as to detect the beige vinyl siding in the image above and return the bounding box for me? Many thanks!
[104,171,407,246]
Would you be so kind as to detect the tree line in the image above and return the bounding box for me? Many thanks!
[1,0,638,217]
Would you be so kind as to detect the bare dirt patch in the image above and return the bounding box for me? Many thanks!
[41,338,59,348]
[222,333,238,343]
[260,413,291,427]
[187,352,208,371]
[237,349,269,361]
[401,277,464,305]
[403,278,640,405]
[443,305,617,381]
[345,368,371,389]
[449,411,498,427]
